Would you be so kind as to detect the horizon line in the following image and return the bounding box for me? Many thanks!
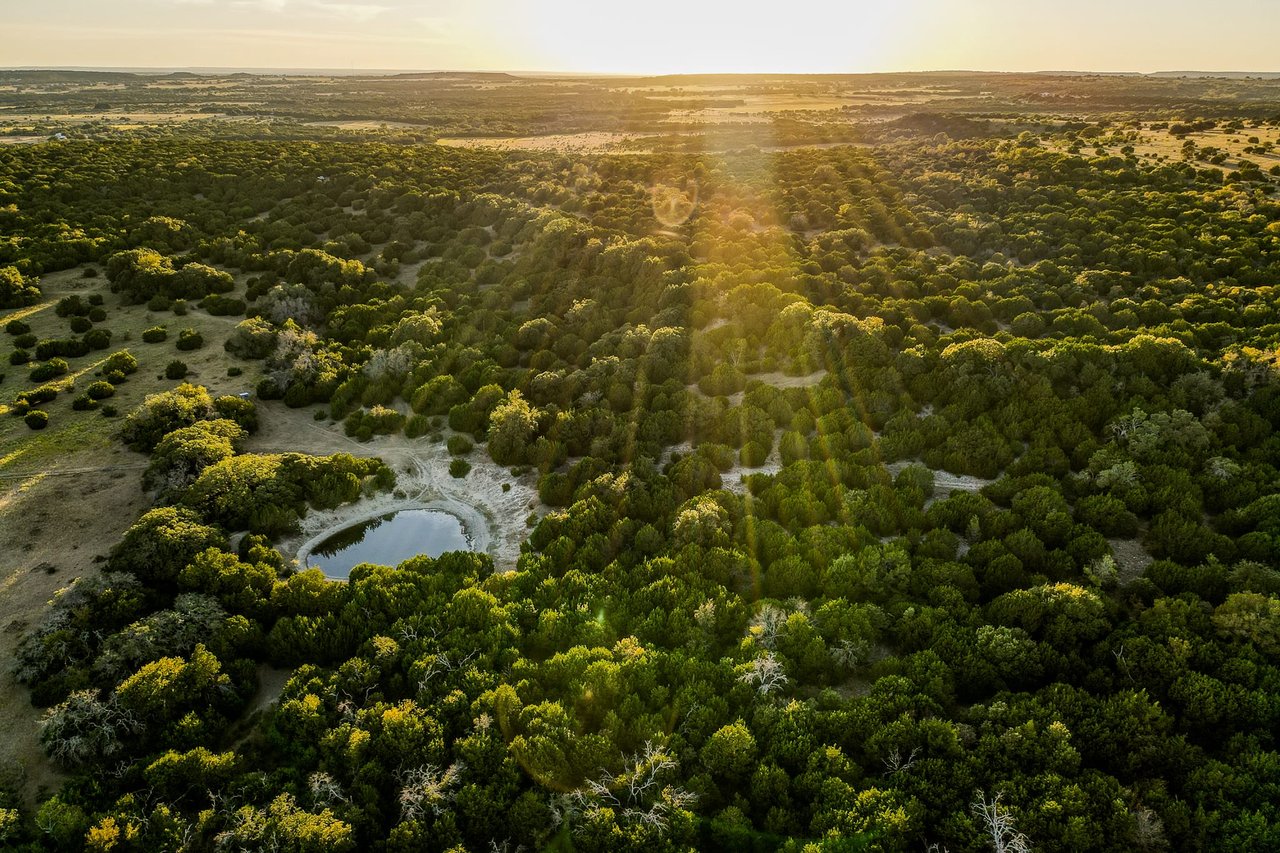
[5,65,1280,79]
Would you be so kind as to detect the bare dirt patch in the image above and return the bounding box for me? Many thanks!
[885,460,995,504]
[0,458,150,805]
[437,132,659,152]
[1109,537,1154,585]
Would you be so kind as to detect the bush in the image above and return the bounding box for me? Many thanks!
[142,326,168,343]
[446,435,474,456]
[83,329,112,350]
[740,441,770,467]
[85,381,115,400]
[172,299,188,316]
[165,360,189,380]
[175,329,204,351]
[36,338,89,360]
[56,295,90,318]
[29,358,69,382]
[147,294,172,311]
[24,410,49,430]
[88,307,107,322]
[102,350,138,376]
[72,394,98,411]
[14,333,37,349]
[227,366,243,377]
[201,294,246,316]
[449,458,472,478]
[9,349,29,366]
[26,385,59,406]
[68,316,92,334]
[404,414,431,438]
[5,319,30,336]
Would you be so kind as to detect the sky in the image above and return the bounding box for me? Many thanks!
[3,0,1280,75]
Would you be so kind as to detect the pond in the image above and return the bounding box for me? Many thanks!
[305,509,471,580]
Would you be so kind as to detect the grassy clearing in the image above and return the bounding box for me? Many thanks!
[0,265,262,475]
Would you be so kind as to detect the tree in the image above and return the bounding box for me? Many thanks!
[1213,593,1280,655]
[0,265,40,307]
[971,791,1032,853]
[487,390,539,465]
[702,721,757,780]
[107,506,227,584]
[121,382,215,452]
[39,690,139,768]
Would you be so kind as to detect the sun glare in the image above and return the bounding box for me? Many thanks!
[506,0,914,74]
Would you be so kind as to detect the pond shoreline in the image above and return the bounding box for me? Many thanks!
[291,497,489,579]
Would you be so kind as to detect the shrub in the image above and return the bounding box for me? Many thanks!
[227,366,243,377]
[6,319,30,336]
[201,294,246,316]
[29,358,69,382]
[147,294,172,311]
[142,326,167,343]
[88,307,107,322]
[85,381,115,400]
[68,316,92,334]
[404,414,431,438]
[446,435,474,456]
[449,458,471,478]
[165,360,189,380]
[172,299,188,316]
[740,441,770,467]
[83,329,112,350]
[24,410,49,430]
[175,329,204,351]
[14,333,37,349]
[36,338,89,360]
[72,394,98,411]
[9,349,29,366]
[102,350,138,376]
[56,295,90,318]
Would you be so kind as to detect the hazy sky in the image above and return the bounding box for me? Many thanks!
[4,0,1280,74]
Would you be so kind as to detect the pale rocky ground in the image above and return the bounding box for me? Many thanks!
[249,401,541,572]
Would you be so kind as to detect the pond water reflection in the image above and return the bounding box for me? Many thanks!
[305,509,470,580]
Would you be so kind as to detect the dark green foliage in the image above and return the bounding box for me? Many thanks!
[28,358,69,382]
[175,328,204,351]
[7,88,1280,853]
[24,409,48,429]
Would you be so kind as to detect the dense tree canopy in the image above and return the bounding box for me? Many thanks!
[4,81,1280,852]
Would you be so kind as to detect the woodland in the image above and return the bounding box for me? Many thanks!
[0,71,1278,851]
